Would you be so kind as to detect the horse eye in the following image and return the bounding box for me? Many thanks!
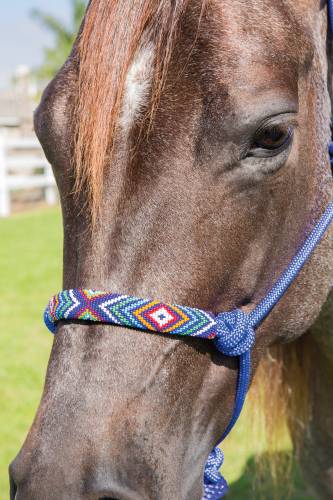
[254,125,293,150]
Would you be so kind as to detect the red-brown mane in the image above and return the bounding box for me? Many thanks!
[74,0,203,220]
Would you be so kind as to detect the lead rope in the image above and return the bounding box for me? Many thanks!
[203,200,333,499]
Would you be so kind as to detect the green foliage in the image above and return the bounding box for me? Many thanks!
[31,0,87,79]
[0,208,313,498]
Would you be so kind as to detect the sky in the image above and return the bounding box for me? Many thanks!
[0,0,72,89]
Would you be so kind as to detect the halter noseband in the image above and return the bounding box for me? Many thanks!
[43,6,333,499]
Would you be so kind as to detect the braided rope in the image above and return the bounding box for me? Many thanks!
[203,448,228,499]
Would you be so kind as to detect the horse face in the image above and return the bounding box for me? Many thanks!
[10,1,333,499]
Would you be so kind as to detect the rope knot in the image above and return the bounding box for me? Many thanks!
[214,309,255,356]
[203,447,228,498]
[204,447,224,483]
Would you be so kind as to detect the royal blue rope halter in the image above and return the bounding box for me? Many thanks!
[43,6,333,499]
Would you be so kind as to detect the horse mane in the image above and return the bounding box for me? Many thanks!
[250,337,312,494]
[73,0,199,222]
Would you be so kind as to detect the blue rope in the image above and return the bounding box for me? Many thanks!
[249,199,333,327]
[328,0,333,34]
[204,199,333,498]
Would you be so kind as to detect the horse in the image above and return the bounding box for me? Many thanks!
[9,0,333,498]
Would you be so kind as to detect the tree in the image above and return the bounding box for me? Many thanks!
[31,0,87,79]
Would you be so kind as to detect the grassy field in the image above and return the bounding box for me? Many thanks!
[0,208,313,499]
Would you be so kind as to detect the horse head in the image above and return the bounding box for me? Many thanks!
[10,1,333,499]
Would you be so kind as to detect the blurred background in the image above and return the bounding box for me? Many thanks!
[0,0,85,495]
[0,1,314,498]
[0,0,86,217]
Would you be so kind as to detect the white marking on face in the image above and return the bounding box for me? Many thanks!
[120,43,155,132]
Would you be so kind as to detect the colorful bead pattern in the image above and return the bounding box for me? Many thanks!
[45,288,218,339]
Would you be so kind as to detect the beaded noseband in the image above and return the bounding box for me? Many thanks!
[43,5,333,499]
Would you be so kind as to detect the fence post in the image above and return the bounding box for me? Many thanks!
[0,134,10,217]
[44,165,57,205]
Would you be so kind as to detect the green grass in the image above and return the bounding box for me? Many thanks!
[0,208,313,498]
[0,208,61,495]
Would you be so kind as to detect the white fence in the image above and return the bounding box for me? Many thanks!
[0,134,57,217]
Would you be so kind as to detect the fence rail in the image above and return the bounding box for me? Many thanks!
[0,134,57,217]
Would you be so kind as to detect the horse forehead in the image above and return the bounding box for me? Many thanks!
[204,0,313,72]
